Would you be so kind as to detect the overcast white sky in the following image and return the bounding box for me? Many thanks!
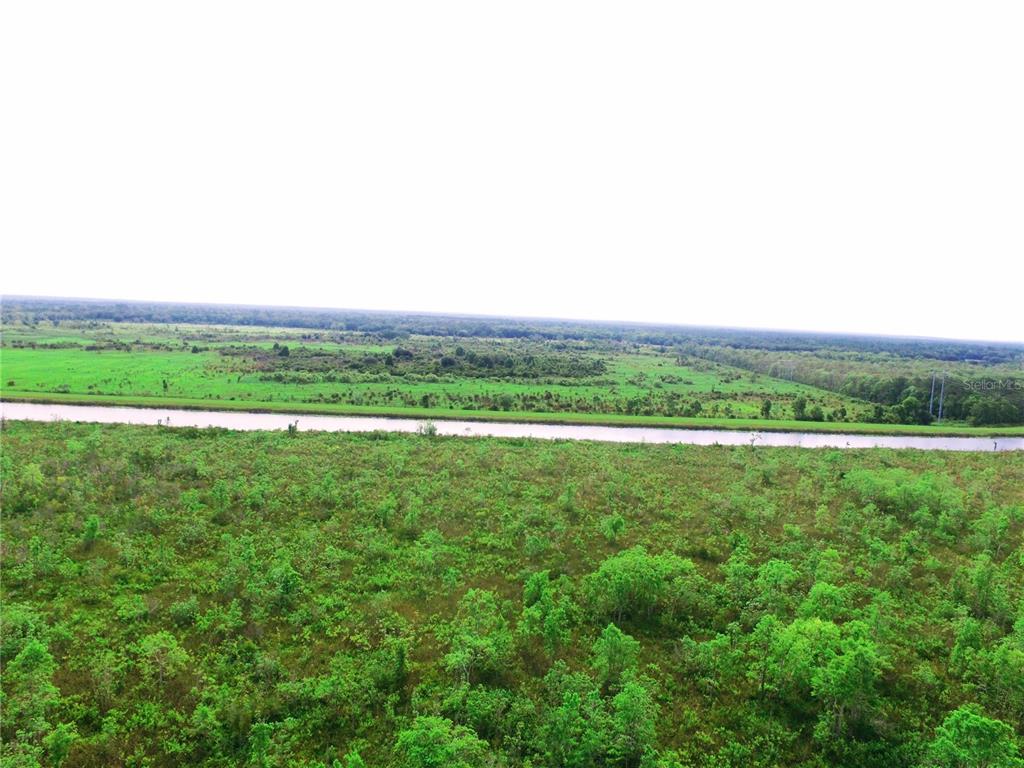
[2,2,1022,342]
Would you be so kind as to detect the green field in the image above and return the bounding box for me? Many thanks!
[1,319,875,422]
[3,421,1023,766]
[4,306,1022,436]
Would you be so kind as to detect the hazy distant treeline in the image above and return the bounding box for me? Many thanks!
[5,296,1022,363]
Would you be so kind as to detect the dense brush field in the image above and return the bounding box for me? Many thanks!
[2,422,1023,767]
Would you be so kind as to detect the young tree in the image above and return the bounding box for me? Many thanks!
[138,631,191,686]
[265,559,302,612]
[600,513,627,544]
[394,716,490,768]
[609,676,660,768]
[720,538,757,612]
[82,514,101,549]
[540,671,610,768]
[591,623,641,691]
[810,621,887,740]
[443,589,513,683]
[793,397,808,421]
[43,722,78,768]
[521,571,575,656]
[249,722,275,768]
[927,705,1022,768]
[747,614,783,697]
[895,387,933,425]
[798,582,849,622]
[769,617,841,707]
[585,546,707,625]
[3,638,59,741]
[751,559,800,618]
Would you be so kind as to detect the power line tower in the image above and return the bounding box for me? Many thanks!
[937,373,947,423]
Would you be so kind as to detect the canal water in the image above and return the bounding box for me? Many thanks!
[2,401,1020,451]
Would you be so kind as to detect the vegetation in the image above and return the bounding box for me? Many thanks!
[3,421,1023,766]
[3,297,1023,432]
[689,345,1024,427]
[0,322,866,426]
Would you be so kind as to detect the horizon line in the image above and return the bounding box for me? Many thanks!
[3,293,1022,348]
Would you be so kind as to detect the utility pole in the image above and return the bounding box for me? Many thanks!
[928,372,937,417]
[937,373,946,422]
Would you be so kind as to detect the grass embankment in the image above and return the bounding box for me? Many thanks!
[4,388,1023,436]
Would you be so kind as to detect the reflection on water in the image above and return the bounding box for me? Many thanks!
[2,401,1020,452]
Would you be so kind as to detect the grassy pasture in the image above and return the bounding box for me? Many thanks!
[4,315,1022,434]
[1,320,879,426]
[4,319,876,421]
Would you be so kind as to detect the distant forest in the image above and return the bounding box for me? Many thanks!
[4,296,1022,362]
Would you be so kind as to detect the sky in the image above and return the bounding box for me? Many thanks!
[2,2,1022,342]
